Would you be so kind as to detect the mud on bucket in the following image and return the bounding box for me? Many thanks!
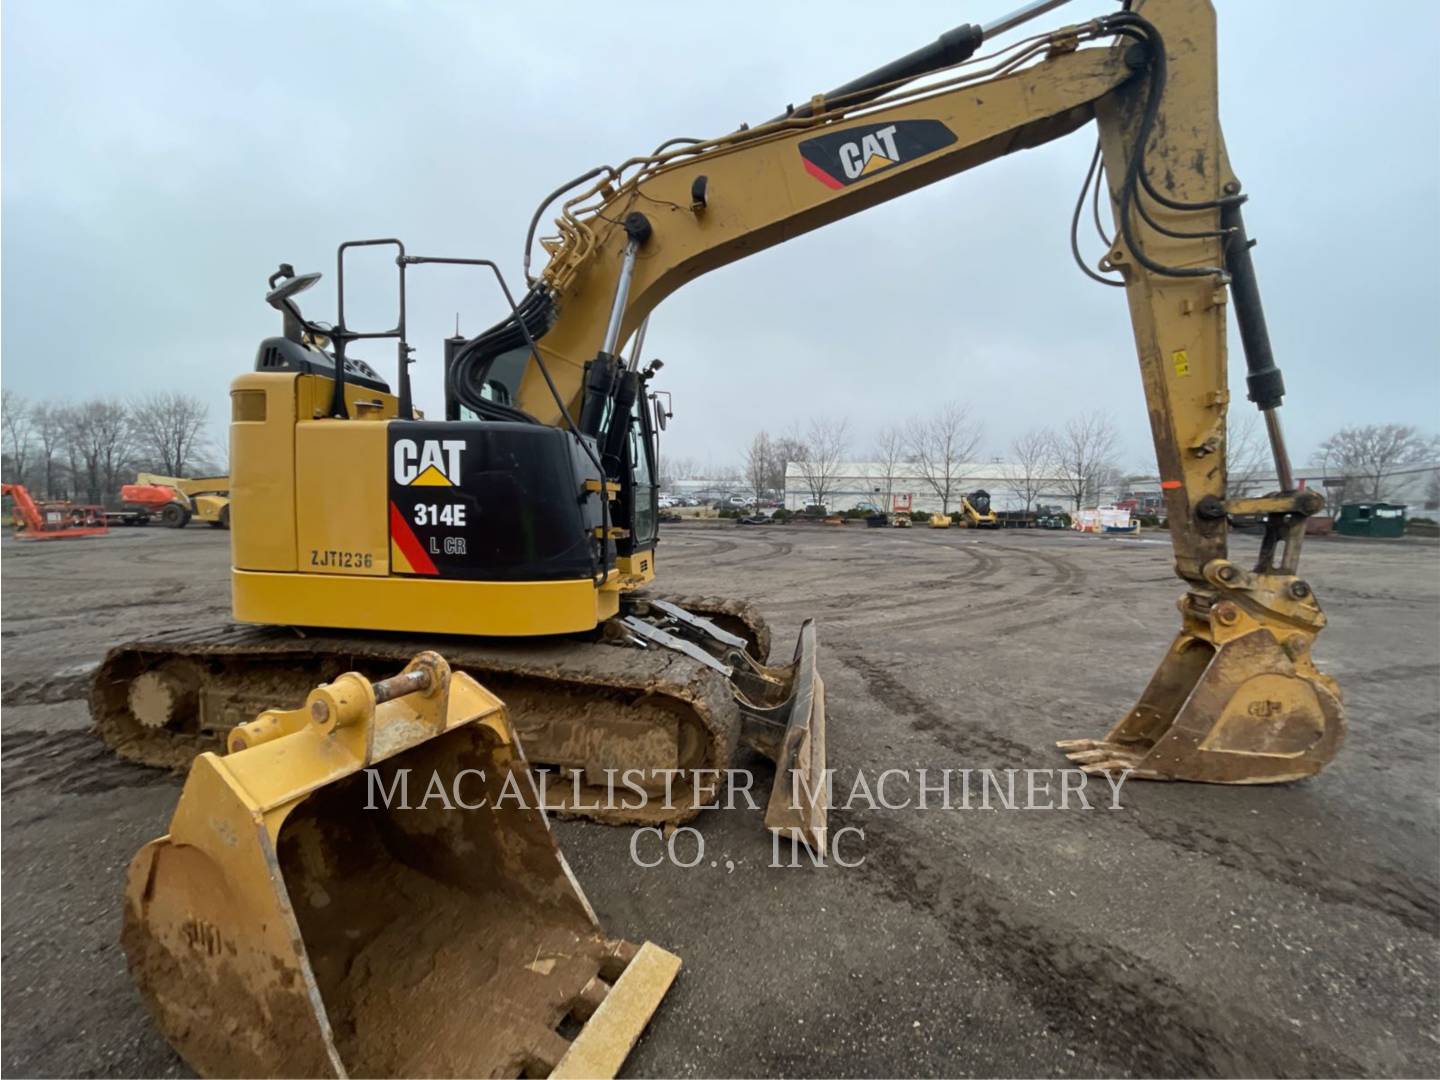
[120,653,680,1079]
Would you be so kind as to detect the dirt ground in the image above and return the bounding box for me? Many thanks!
[2,522,1437,1077]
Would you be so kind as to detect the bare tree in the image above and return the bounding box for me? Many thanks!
[1226,411,1271,498]
[66,400,135,504]
[1317,424,1440,503]
[744,430,774,509]
[908,402,979,514]
[1008,427,1055,515]
[2,389,34,485]
[658,455,697,490]
[31,403,70,498]
[60,406,84,500]
[1050,411,1119,511]
[868,424,907,512]
[790,417,850,509]
[131,392,209,477]
[768,435,808,498]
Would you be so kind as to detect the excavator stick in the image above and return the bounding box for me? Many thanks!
[1059,560,1344,783]
[122,652,679,1078]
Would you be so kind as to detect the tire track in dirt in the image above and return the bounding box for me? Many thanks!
[838,649,1440,935]
[827,542,1085,635]
[746,539,794,562]
[2,585,191,623]
[2,664,100,706]
[761,542,1002,617]
[1122,807,1440,937]
[0,574,128,587]
[1339,661,1438,688]
[2,729,172,796]
[132,543,231,567]
[837,650,1035,763]
[851,810,1366,1078]
[656,537,739,562]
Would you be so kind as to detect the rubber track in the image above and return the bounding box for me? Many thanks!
[90,618,743,827]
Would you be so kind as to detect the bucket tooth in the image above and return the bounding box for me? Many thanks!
[121,653,679,1078]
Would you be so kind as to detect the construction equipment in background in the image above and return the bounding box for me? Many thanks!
[118,473,231,529]
[123,652,680,1079]
[860,500,888,528]
[927,513,952,529]
[95,0,1343,881]
[1073,505,1141,535]
[956,490,999,529]
[2,483,109,540]
[890,494,914,527]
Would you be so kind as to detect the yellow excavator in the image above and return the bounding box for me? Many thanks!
[105,0,1345,1072]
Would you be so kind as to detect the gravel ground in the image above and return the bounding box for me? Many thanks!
[2,522,1437,1077]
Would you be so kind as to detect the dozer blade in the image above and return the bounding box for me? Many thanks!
[121,652,679,1079]
[1059,579,1344,784]
[736,620,828,848]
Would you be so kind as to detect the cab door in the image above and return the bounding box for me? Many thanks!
[618,395,659,556]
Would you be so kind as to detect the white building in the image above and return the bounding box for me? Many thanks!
[1124,463,1440,514]
[783,461,1073,514]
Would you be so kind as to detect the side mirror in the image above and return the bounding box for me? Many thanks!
[650,389,673,432]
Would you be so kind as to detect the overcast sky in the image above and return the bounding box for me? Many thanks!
[4,0,1438,474]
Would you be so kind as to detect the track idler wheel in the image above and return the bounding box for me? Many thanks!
[126,669,198,731]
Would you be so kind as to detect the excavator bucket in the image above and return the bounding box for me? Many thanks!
[1059,574,1344,783]
[121,652,680,1079]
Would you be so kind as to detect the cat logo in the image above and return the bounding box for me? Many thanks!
[393,438,465,486]
[799,119,957,190]
[839,124,901,180]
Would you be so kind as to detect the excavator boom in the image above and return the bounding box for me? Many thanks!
[445,0,1341,783]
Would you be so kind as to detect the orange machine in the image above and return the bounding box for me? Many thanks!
[2,484,108,540]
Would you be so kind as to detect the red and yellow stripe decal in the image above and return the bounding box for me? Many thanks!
[388,501,438,575]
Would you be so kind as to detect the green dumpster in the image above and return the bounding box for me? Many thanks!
[1334,502,1408,538]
